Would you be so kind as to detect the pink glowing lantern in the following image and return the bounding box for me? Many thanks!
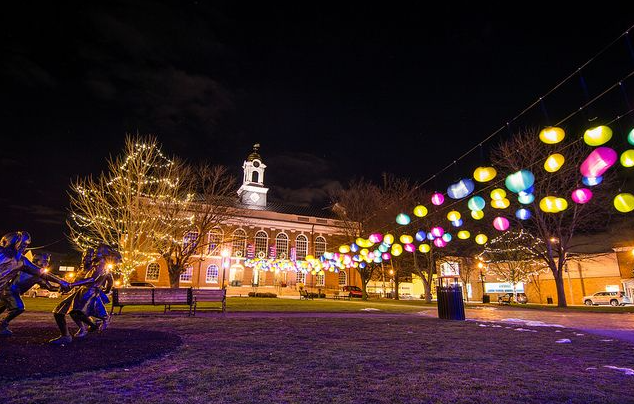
[381,252,391,260]
[580,147,617,178]
[430,226,445,238]
[368,233,383,244]
[431,192,445,206]
[571,188,593,204]
[492,217,510,231]
[433,238,447,248]
[404,243,416,253]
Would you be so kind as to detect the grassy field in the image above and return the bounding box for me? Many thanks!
[1,310,633,404]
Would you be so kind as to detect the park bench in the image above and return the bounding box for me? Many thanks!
[498,294,512,305]
[332,290,349,300]
[110,287,193,316]
[299,289,313,300]
[192,288,226,315]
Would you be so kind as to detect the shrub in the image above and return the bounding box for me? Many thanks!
[248,292,277,298]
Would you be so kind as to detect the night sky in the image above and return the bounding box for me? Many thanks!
[2,1,634,254]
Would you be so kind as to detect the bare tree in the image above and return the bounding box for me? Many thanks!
[152,163,238,288]
[67,135,183,284]
[491,129,614,307]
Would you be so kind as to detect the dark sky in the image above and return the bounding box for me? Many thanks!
[2,1,634,254]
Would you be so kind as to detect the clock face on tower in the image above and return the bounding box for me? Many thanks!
[253,160,260,168]
[249,192,261,203]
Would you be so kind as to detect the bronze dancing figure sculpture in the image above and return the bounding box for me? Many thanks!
[0,231,70,336]
[50,244,120,344]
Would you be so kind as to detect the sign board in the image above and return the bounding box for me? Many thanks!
[58,266,75,272]
[439,261,460,277]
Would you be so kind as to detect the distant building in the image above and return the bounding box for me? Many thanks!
[130,144,358,296]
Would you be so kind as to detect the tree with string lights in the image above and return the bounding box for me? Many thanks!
[67,135,185,284]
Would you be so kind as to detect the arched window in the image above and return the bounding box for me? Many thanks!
[180,265,193,283]
[232,229,247,258]
[295,234,308,260]
[146,262,160,281]
[251,171,259,183]
[206,264,219,283]
[255,230,268,257]
[338,270,347,286]
[314,236,326,257]
[296,272,306,285]
[183,231,199,255]
[316,273,325,286]
[207,227,223,255]
[275,233,289,259]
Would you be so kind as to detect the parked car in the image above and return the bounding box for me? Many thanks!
[25,285,60,299]
[341,285,363,298]
[583,291,631,306]
[497,292,528,304]
[129,281,156,288]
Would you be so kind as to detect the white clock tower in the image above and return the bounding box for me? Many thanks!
[237,143,269,207]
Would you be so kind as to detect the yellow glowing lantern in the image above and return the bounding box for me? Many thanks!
[383,234,395,245]
[391,243,403,256]
[539,126,565,144]
[473,166,497,182]
[305,255,314,261]
[490,188,506,201]
[614,193,634,213]
[360,248,369,256]
[554,198,568,212]
[621,150,634,167]
[457,230,470,239]
[491,198,510,209]
[475,234,488,245]
[584,125,612,146]
[471,210,484,220]
[539,196,568,213]
[418,243,431,253]
[399,234,413,244]
[413,205,428,217]
[544,153,565,173]
[446,210,461,222]
[338,245,350,254]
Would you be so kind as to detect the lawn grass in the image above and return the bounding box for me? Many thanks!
[1,311,633,404]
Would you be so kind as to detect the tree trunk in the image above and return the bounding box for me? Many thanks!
[554,273,567,307]
[168,264,181,288]
[394,278,400,300]
[361,278,369,300]
[423,276,432,303]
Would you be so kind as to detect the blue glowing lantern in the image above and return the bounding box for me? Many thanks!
[515,208,531,220]
[451,219,463,227]
[427,232,435,241]
[415,230,427,242]
[447,178,475,199]
[442,233,452,242]
[396,213,411,225]
[517,193,535,205]
[350,243,359,252]
[467,196,486,211]
[628,128,634,146]
[505,169,535,193]
[582,176,603,186]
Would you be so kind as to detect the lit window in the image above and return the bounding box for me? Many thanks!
[183,231,199,255]
[315,236,326,257]
[255,231,268,256]
[146,263,160,281]
[206,265,219,283]
[295,234,308,260]
[275,233,289,259]
[296,272,306,285]
[316,273,325,286]
[207,228,223,255]
[180,265,193,283]
[338,270,347,286]
[232,229,247,257]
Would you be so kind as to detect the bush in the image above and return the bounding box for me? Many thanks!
[248,292,277,298]
[307,292,325,299]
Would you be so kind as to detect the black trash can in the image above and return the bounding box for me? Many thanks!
[436,285,465,321]
[546,297,553,304]
[482,294,490,304]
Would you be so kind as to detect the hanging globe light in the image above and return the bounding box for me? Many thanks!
[628,128,634,146]
[381,252,391,261]
[350,243,359,253]
[614,193,634,213]
[383,234,395,245]
[419,243,431,253]
[544,154,565,173]
[457,230,471,239]
[396,213,411,225]
[473,166,497,182]
[505,169,535,193]
[415,230,427,242]
[451,219,463,227]
[447,178,475,199]
[433,238,447,248]
[413,205,428,217]
[404,243,416,253]
[493,217,510,231]
[621,150,634,167]
[583,125,612,146]
[490,188,506,200]
[390,243,403,256]
[475,234,488,245]
[518,193,535,204]
[539,126,565,144]
[580,147,617,178]
[491,198,510,209]
[515,208,531,220]
[399,234,413,244]
[447,211,461,222]
[339,245,350,253]
[467,195,486,211]
[582,176,603,186]
[442,233,452,242]
[368,233,383,244]
[430,226,444,238]
[431,192,445,206]
[571,188,593,204]
[471,210,484,220]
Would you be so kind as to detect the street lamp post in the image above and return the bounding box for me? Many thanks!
[221,249,230,289]
[478,262,486,303]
